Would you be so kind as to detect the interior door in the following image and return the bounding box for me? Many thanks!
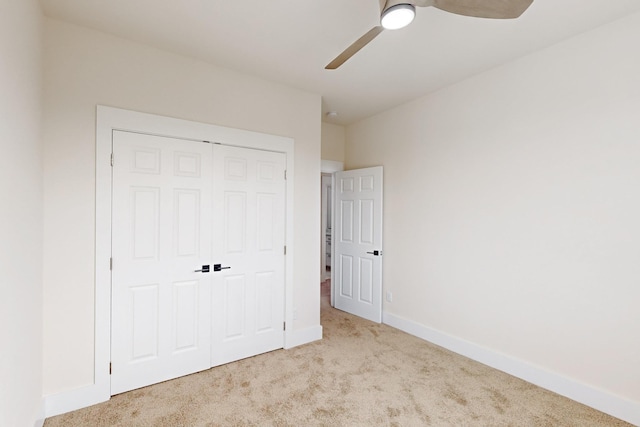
[111,131,212,394]
[211,144,286,366]
[333,166,383,323]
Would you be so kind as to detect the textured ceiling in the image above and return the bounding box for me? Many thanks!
[41,0,640,125]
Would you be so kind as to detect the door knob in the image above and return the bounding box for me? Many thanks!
[366,250,382,256]
[213,264,231,272]
[194,265,210,273]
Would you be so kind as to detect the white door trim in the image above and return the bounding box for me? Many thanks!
[320,160,343,174]
[95,105,295,403]
[320,160,343,306]
[320,174,331,282]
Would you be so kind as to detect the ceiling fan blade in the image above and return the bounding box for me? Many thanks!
[432,0,534,19]
[325,26,385,70]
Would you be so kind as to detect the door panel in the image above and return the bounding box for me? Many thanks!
[223,274,246,338]
[224,192,247,253]
[360,199,374,243]
[256,271,276,330]
[111,131,212,394]
[211,145,286,366]
[360,258,374,303]
[340,255,354,297]
[257,194,276,251]
[131,187,159,259]
[173,279,199,351]
[341,200,354,242]
[334,167,383,323]
[130,283,159,360]
[174,189,201,256]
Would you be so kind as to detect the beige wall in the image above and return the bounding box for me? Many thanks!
[0,0,43,425]
[346,12,640,406]
[43,18,321,395]
[321,122,345,163]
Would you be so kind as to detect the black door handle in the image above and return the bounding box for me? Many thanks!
[213,264,231,272]
[194,265,210,273]
[366,250,381,256]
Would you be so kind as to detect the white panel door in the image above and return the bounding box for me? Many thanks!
[211,145,286,366]
[334,166,383,323]
[111,131,212,394]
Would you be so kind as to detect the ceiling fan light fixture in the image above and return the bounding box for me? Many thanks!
[381,4,416,30]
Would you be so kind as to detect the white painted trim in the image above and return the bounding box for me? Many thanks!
[320,161,342,302]
[284,325,323,349]
[320,174,332,282]
[383,311,640,426]
[321,160,343,173]
[44,384,109,418]
[59,105,297,417]
[34,399,46,427]
[330,172,336,308]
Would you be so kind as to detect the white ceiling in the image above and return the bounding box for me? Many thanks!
[40,0,640,125]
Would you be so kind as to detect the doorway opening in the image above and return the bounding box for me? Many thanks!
[320,160,344,308]
[321,173,332,281]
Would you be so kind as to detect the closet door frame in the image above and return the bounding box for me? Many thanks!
[94,105,295,402]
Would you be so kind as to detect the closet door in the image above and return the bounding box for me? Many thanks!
[111,131,212,394]
[211,144,286,366]
[110,131,287,393]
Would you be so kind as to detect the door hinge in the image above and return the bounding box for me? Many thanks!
[283,321,286,331]
[109,362,112,375]
[110,153,114,167]
[109,257,113,270]
[284,170,287,180]
[284,246,286,255]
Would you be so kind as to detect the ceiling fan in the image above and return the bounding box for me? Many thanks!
[325,0,534,69]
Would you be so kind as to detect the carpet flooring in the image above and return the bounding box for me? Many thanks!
[44,281,630,426]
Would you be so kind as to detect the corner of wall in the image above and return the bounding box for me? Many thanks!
[34,398,46,427]
[321,122,346,163]
[285,325,323,349]
[44,384,110,419]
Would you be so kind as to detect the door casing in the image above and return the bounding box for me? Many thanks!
[320,160,344,308]
[95,106,295,399]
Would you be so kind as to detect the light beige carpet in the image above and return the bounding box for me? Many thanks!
[45,281,630,426]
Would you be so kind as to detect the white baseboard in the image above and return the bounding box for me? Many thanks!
[34,398,45,427]
[383,311,640,426]
[42,326,323,420]
[285,325,323,349]
[44,383,110,419]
